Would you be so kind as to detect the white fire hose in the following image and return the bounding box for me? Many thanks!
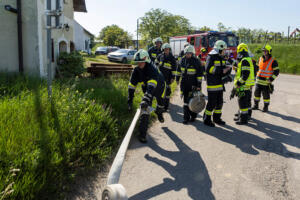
[102,108,141,200]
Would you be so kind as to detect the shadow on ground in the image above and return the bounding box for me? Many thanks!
[129,127,215,200]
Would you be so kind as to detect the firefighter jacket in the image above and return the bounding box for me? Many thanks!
[128,62,165,104]
[234,53,255,90]
[155,53,177,84]
[178,50,185,62]
[256,56,279,86]
[205,51,228,92]
[176,56,203,92]
[148,46,162,63]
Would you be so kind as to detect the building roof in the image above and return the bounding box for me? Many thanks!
[84,29,94,37]
[73,0,87,12]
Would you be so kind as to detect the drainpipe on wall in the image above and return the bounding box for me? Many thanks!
[4,0,23,73]
[16,0,24,73]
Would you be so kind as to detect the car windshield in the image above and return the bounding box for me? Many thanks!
[115,49,128,53]
[97,47,107,51]
[208,35,238,47]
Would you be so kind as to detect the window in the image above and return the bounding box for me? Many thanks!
[195,37,200,47]
[59,41,67,53]
[208,35,238,47]
[190,37,195,45]
[201,37,207,47]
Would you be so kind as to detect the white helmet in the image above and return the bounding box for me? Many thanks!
[184,45,195,54]
[162,43,171,50]
[183,42,190,48]
[214,40,227,51]
[133,49,151,63]
[153,37,163,45]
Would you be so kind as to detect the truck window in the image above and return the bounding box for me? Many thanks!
[201,37,207,47]
[190,37,195,46]
[195,37,200,47]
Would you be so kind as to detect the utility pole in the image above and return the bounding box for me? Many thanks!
[46,0,52,97]
[137,18,139,50]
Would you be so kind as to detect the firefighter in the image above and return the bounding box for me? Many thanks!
[127,49,166,143]
[203,40,232,127]
[253,44,279,112]
[148,37,163,63]
[155,43,177,111]
[176,45,203,124]
[199,47,207,79]
[233,43,255,125]
[178,42,190,63]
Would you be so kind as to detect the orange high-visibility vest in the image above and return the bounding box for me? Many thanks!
[257,57,274,78]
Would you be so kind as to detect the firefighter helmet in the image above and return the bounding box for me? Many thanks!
[184,42,190,48]
[184,45,195,54]
[214,40,227,51]
[153,37,163,45]
[237,43,249,53]
[133,49,151,63]
[262,44,272,54]
[162,43,171,50]
[188,91,206,113]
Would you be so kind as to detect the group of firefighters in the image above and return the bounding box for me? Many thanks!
[127,37,279,143]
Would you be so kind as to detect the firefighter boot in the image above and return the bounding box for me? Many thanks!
[183,105,190,124]
[155,107,165,123]
[213,113,226,126]
[248,109,252,120]
[252,101,259,110]
[189,109,197,122]
[138,114,149,143]
[236,113,248,125]
[263,104,269,112]
[164,98,170,112]
[203,114,215,127]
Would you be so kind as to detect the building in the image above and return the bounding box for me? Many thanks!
[74,20,94,54]
[0,0,87,77]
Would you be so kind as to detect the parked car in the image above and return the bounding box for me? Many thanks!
[95,46,119,55]
[107,49,137,63]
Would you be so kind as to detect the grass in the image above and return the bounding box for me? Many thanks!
[0,73,177,199]
[248,43,300,75]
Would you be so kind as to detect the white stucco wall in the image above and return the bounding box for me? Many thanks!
[74,20,92,52]
[0,0,40,75]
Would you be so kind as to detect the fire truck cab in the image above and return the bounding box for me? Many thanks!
[169,31,239,62]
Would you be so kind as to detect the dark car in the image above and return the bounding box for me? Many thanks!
[95,46,119,55]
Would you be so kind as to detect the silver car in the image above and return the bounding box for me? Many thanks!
[107,49,137,63]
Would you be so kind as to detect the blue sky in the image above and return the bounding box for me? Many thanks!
[75,0,300,37]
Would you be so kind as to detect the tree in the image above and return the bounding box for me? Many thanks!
[199,26,212,31]
[98,25,133,48]
[139,9,191,44]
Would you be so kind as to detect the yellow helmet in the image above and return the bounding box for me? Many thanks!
[262,44,272,54]
[201,48,207,53]
[237,43,248,53]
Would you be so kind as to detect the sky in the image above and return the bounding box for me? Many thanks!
[74,0,300,37]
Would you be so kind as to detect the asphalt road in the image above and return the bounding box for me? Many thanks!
[118,74,300,200]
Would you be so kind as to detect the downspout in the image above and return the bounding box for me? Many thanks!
[17,0,24,73]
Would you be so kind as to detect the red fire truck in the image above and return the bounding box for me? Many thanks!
[169,31,239,61]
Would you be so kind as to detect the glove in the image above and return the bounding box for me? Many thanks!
[140,100,148,110]
[180,91,183,99]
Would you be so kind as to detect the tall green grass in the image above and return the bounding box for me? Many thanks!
[248,43,300,75]
[0,74,145,199]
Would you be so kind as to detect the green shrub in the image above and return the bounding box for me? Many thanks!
[57,52,85,78]
[0,74,127,199]
[248,43,300,75]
